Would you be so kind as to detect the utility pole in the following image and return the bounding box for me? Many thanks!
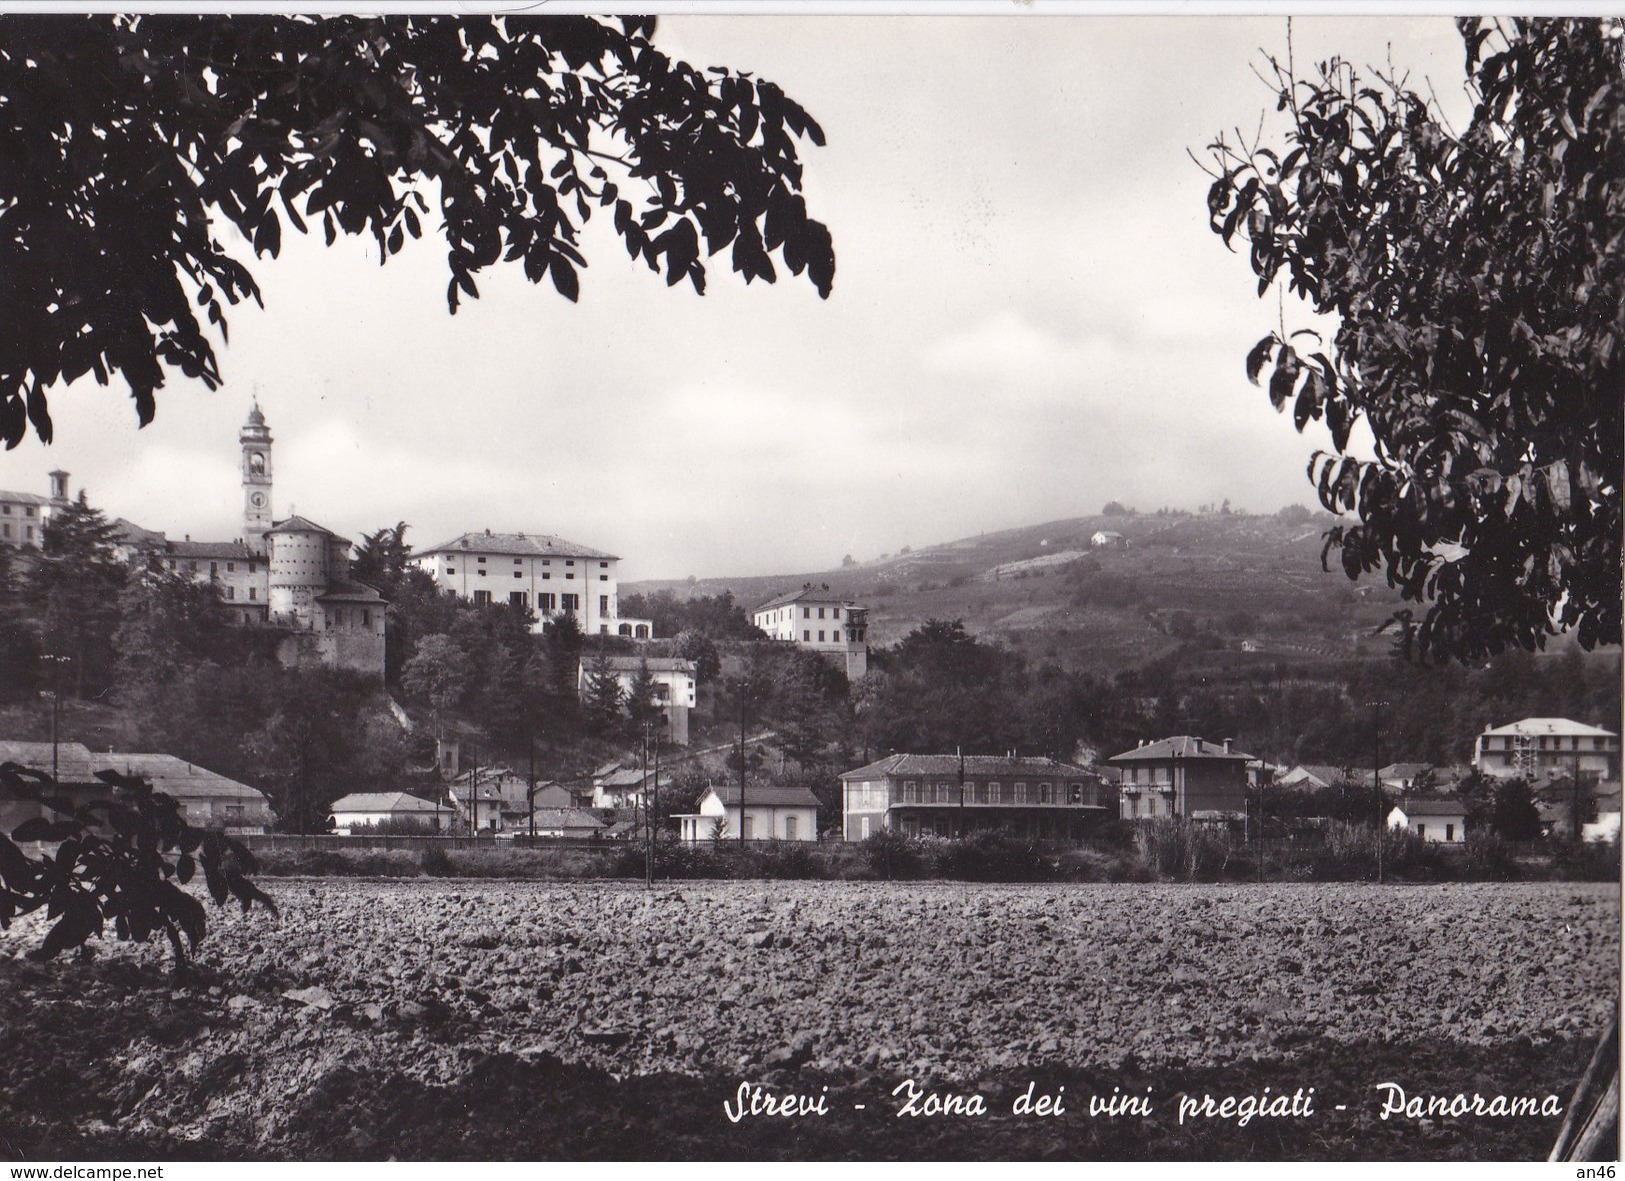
[1572,748,1583,843]
[641,719,658,886]
[738,678,748,847]
[957,746,966,839]
[41,654,69,782]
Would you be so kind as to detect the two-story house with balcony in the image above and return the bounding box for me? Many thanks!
[753,584,869,679]
[1473,717,1620,784]
[839,753,1109,841]
[1111,735,1255,822]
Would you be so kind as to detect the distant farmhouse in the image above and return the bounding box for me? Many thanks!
[839,753,1108,841]
[753,584,869,679]
[412,531,652,639]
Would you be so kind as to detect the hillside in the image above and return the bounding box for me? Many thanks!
[627,511,1413,676]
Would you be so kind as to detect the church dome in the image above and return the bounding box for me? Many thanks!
[245,401,266,428]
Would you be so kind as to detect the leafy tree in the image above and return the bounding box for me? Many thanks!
[351,521,414,595]
[751,644,849,768]
[0,542,39,701]
[619,589,765,641]
[25,497,128,696]
[1489,776,1544,841]
[1204,18,1621,661]
[401,632,473,725]
[580,653,624,736]
[0,14,834,447]
[114,566,254,687]
[623,657,663,739]
[673,628,721,684]
[244,670,391,834]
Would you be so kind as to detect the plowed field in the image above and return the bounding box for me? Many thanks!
[0,880,1616,1160]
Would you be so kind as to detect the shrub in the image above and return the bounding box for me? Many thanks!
[1551,836,1623,882]
[927,830,1056,882]
[257,847,420,877]
[1132,818,1235,881]
[744,839,824,880]
[1460,832,1522,881]
[1292,822,1448,882]
[1053,844,1148,882]
[418,843,455,877]
[856,828,913,880]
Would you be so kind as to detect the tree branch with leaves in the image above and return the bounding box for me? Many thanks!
[1202,18,1621,662]
[0,14,835,447]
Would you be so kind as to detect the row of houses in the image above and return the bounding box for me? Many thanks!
[0,740,275,839]
[3,694,1616,848]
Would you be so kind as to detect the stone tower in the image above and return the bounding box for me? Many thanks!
[240,402,273,557]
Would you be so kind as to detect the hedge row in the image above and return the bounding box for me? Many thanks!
[251,823,1620,884]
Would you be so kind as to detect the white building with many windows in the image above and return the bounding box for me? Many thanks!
[1473,717,1620,784]
[412,530,652,638]
[752,584,868,679]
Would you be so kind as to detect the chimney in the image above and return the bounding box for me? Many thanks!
[1223,738,1233,754]
[1195,738,1204,753]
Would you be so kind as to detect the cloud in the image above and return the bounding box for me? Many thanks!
[919,311,1122,393]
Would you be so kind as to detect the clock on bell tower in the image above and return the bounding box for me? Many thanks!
[240,401,273,557]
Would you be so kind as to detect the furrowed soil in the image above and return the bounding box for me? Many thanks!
[0,880,1616,1161]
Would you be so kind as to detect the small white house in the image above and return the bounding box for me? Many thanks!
[330,791,449,834]
[1090,531,1125,548]
[676,784,822,843]
[1387,797,1468,844]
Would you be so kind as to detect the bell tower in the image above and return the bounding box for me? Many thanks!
[240,401,273,557]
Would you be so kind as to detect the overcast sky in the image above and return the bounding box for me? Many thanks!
[0,13,1473,581]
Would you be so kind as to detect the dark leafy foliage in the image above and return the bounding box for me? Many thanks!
[0,14,834,447]
[25,498,128,698]
[618,589,767,641]
[1205,19,1622,661]
[0,763,275,970]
